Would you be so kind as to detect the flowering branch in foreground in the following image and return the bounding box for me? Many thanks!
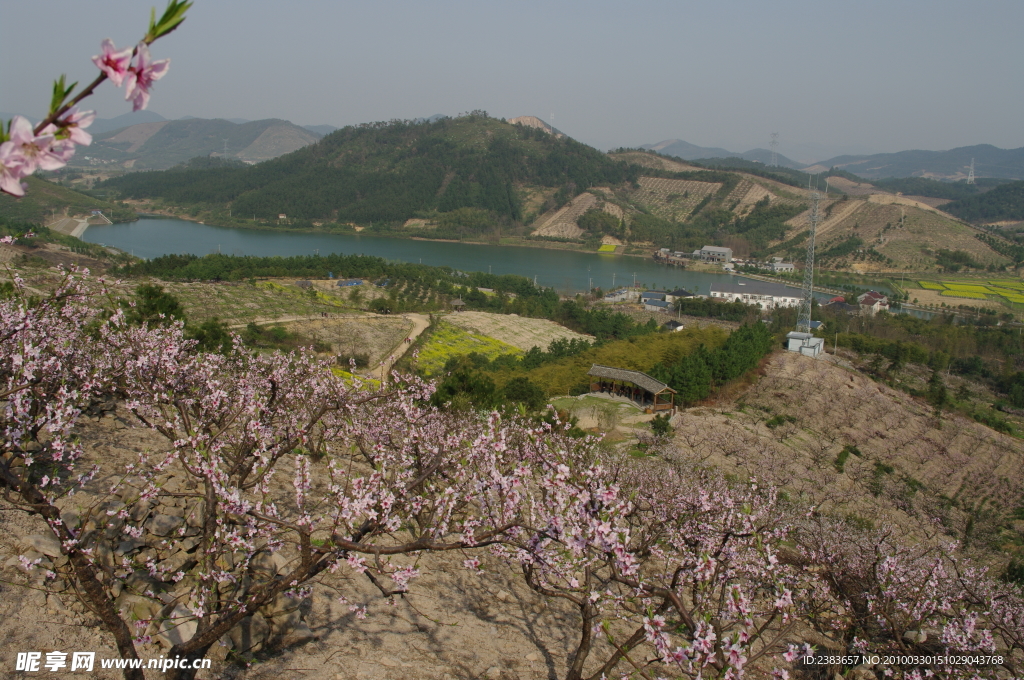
[0,1,190,197]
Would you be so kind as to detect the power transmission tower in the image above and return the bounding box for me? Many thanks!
[770,132,779,167]
[967,158,975,184]
[796,184,823,334]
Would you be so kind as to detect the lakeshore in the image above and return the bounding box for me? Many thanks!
[82,216,770,295]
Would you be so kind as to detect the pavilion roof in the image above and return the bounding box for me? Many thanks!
[587,364,675,394]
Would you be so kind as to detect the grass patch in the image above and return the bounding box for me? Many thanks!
[597,244,617,253]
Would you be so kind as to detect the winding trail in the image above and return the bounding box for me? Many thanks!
[375,312,431,382]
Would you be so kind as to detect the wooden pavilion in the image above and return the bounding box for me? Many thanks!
[587,364,676,414]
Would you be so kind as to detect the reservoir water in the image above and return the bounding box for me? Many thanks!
[84,216,810,297]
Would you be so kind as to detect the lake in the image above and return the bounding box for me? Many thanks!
[84,217,806,297]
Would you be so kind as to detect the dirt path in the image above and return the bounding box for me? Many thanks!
[374,312,431,381]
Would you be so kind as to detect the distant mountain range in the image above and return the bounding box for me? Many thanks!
[73,117,322,170]
[641,139,804,170]
[808,144,1024,181]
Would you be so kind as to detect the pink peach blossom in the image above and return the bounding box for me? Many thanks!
[91,39,133,86]
[124,43,169,111]
[55,107,95,146]
[0,140,29,197]
[7,115,68,172]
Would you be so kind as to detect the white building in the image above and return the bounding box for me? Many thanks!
[785,331,824,357]
[709,280,802,309]
[770,262,795,273]
[692,245,733,263]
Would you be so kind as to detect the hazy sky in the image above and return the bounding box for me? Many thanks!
[3,1,1022,162]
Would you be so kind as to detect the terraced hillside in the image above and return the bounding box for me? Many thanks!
[530,192,597,238]
[628,177,721,221]
[782,198,1009,272]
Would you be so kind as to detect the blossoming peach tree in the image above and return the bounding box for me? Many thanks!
[0,269,637,680]
[0,1,188,197]
[2,275,1024,680]
[2,5,1024,680]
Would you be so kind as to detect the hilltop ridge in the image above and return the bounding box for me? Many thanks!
[75,117,321,170]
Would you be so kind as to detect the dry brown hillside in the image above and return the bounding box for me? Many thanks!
[674,351,1023,562]
[607,151,702,172]
[783,197,1009,272]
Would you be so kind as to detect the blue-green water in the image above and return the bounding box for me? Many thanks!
[84,217,799,296]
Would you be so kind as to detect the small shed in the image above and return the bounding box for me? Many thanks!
[450,298,466,311]
[295,280,313,289]
[587,364,675,413]
[663,319,684,332]
[785,331,824,357]
[644,299,672,312]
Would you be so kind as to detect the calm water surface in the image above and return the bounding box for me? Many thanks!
[85,217,794,296]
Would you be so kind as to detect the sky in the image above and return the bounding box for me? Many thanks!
[3,0,1023,163]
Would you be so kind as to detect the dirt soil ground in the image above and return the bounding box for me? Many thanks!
[443,311,592,351]
[905,288,1007,312]
[671,351,1024,548]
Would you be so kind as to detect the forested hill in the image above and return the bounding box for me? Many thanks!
[98,113,639,225]
[941,180,1024,223]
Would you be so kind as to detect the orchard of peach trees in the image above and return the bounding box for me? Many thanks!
[1,267,1022,680]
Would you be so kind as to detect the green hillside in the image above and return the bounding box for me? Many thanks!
[99,113,639,227]
[0,176,136,225]
[942,180,1024,223]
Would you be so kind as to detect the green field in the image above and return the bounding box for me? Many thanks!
[414,320,521,376]
[916,278,1024,306]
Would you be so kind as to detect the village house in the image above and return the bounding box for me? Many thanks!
[857,291,890,315]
